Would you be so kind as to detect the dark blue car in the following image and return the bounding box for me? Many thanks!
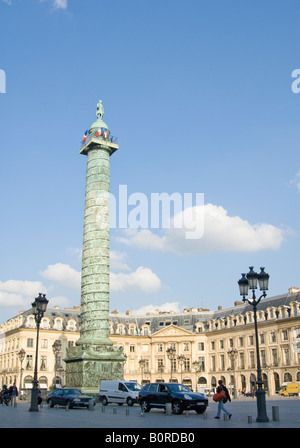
[47,388,96,409]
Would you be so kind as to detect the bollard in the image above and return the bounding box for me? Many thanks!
[56,404,59,410]
[113,406,117,414]
[88,401,94,411]
[165,403,172,415]
[272,406,280,421]
[203,411,207,419]
[65,404,69,411]
[248,415,252,423]
[126,408,129,415]
[223,414,228,421]
[141,410,144,417]
[101,404,105,412]
[185,410,189,417]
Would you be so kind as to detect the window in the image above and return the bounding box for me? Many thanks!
[27,338,34,348]
[198,342,204,351]
[41,339,48,349]
[130,345,135,353]
[183,358,190,372]
[183,343,190,352]
[55,320,62,330]
[157,344,163,353]
[250,351,255,368]
[282,330,288,341]
[40,356,47,370]
[272,348,278,365]
[41,319,49,329]
[28,317,35,328]
[239,352,245,369]
[271,332,276,343]
[26,355,33,369]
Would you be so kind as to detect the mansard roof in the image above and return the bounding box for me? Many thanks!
[5,289,300,333]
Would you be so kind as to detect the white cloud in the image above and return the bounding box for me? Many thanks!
[110,267,161,292]
[0,280,47,307]
[40,262,161,294]
[40,263,81,291]
[290,170,300,192]
[118,203,285,254]
[53,0,67,9]
[130,301,181,315]
[110,251,130,271]
[48,295,71,308]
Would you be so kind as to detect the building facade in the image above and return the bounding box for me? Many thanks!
[1,288,300,396]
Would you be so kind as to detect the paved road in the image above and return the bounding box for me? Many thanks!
[0,397,299,430]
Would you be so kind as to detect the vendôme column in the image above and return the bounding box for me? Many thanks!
[65,101,125,394]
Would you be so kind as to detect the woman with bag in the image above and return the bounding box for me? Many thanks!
[214,380,232,419]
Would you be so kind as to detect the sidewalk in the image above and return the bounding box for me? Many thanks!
[0,397,299,429]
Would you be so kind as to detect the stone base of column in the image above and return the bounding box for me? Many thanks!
[64,344,125,395]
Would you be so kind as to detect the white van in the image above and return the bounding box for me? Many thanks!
[99,380,142,406]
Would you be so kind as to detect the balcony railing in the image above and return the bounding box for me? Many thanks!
[81,130,118,146]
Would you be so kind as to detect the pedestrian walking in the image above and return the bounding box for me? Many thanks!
[9,383,18,406]
[214,380,232,419]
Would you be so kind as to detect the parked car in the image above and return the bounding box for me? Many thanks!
[47,388,96,409]
[138,382,208,415]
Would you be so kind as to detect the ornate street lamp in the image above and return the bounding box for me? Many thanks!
[177,355,186,383]
[227,348,238,398]
[29,293,48,412]
[166,346,176,382]
[238,267,269,422]
[139,358,146,385]
[18,348,25,397]
[52,340,62,389]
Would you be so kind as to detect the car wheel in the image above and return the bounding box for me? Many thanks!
[102,396,108,406]
[118,403,123,406]
[172,400,183,415]
[140,399,150,412]
[127,397,134,407]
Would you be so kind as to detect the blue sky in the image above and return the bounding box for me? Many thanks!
[0,0,299,323]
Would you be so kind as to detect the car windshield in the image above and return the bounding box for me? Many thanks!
[63,389,81,395]
[167,384,192,393]
[124,382,141,391]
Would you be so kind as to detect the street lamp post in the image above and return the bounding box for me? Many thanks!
[139,358,146,385]
[227,348,238,398]
[52,340,62,389]
[166,347,176,382]
[18,349,25,397]
[29,293,49,412]
[238,266,269,422]
[177,355,186,383]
